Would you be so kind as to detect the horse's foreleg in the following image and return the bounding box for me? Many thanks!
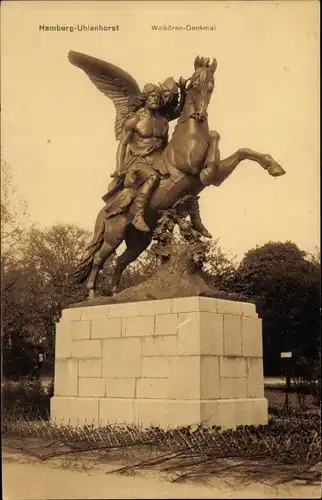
[110,229,152,294]
[238,148,286,176]
[200,131,221,186]
[206,150,244,186]
[201,146,285,187]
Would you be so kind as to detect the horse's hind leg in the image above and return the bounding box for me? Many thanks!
[86,215,129,298]
[110,228,153,294]
[86,241,116,299]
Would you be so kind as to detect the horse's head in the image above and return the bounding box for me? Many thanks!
[184,56,217,122]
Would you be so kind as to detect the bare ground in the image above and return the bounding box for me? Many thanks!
[3,442,321,500]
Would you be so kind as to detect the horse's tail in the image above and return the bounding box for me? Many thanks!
[72,209,105,285]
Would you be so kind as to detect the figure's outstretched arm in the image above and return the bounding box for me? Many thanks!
[172,91,186,120]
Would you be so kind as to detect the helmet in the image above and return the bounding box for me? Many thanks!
[159,77,179,94]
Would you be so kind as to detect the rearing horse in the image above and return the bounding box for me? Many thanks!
[71,54,285,298]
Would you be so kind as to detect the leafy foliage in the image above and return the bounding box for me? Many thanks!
[232,242,321,375]
[2,379,53,417]
[202,239,238,292]
[1,160,29,250]
[290,357,321,407]
[119,250,159,291]
[2,223,91,377]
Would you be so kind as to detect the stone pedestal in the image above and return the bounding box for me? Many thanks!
[51,297,268,429]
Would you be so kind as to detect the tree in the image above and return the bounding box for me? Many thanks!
[118,249,160,291]
[232,241,321,376]
[1,161,30,377]
[2,223,91,377]
[1,160,27,245]
[1,160,29,295]
[201,238,238,292]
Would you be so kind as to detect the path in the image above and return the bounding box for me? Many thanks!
[3,451,321,499]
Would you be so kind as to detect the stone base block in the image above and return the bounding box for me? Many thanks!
[52,297,268,429]
[51,396,99,427]
[51,396,268,429]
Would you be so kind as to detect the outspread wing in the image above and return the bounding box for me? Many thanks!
[68,51,141,140]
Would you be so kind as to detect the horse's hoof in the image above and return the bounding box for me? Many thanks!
[199,228,212,239]
[87,289,97,300]
[192,223,212,239]
[106,286,118,297]
[263,155,286,177]
[268,163,286,177]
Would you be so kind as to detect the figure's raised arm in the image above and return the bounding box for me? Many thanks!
[159,76,187,122]
[171,77,187,120]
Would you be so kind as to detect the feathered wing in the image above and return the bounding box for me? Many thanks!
[68,51,141,140]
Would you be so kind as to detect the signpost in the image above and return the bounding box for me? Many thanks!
[280,351,293,410]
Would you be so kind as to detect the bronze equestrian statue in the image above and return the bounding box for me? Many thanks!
[68,52,286,299]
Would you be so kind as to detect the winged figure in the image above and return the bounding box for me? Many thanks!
[68,53,285,300]
[68,51,189,232]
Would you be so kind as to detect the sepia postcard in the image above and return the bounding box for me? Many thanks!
[1,1,320,499]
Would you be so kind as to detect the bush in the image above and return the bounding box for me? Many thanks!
[291,356,321,409]
[2,378,53,418]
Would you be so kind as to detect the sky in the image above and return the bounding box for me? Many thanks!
[1,0,320,260]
